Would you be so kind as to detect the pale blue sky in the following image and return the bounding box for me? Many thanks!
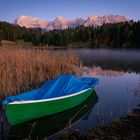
[0,0,140,22]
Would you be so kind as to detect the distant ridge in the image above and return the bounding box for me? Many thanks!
[14,15,129,30]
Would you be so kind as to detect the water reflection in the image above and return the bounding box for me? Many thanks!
[7,92,98,140]
[81,66,124,77]
[62,49,140,133]
[2,48,140,139]
[58,48,140,73]
[71,71,140,133]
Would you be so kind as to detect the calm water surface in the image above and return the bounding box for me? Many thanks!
[65,48,140,72]
[3,49,140,139]
[61,48,140,133]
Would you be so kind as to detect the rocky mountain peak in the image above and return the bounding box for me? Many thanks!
[14,15,129,30]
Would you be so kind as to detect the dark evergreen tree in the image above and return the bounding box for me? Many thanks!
[0,20,140,48]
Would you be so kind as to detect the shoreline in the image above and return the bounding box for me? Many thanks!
[58,105,140,140]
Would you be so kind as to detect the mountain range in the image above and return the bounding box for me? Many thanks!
[14,15,129,30]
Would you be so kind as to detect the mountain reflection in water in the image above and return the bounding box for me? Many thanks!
[58,48,140,73]
[1,48,140,139]
[57,49,140,134]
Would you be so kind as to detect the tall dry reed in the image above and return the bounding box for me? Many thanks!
[0,47,80,100]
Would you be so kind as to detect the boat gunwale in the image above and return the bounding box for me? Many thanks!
[8,88,92,105]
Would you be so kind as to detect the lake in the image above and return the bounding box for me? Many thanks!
[2,49,140,139]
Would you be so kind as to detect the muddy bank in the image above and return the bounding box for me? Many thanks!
[58,106,140,140]
[0,105,10,140]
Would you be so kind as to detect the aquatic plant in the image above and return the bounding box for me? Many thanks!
[0,47,80,100]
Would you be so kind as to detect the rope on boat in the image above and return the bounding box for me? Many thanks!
[28,121,38,140]
[64,105,87,129]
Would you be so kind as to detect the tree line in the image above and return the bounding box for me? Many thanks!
[0,20,140,48]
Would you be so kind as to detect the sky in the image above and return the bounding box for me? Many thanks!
[0,0,140,23]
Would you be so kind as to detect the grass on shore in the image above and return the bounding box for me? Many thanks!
[0,47,81,101]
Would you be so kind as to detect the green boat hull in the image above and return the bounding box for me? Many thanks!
[5,89,94,125]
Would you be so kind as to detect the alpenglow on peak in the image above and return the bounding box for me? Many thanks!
[14,15,129,30]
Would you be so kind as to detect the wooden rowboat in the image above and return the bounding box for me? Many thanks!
[5,89,95,125]
[2,74,99,126]
[7,92,98,139]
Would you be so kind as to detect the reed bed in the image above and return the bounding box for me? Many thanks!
[0,47,80,101]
